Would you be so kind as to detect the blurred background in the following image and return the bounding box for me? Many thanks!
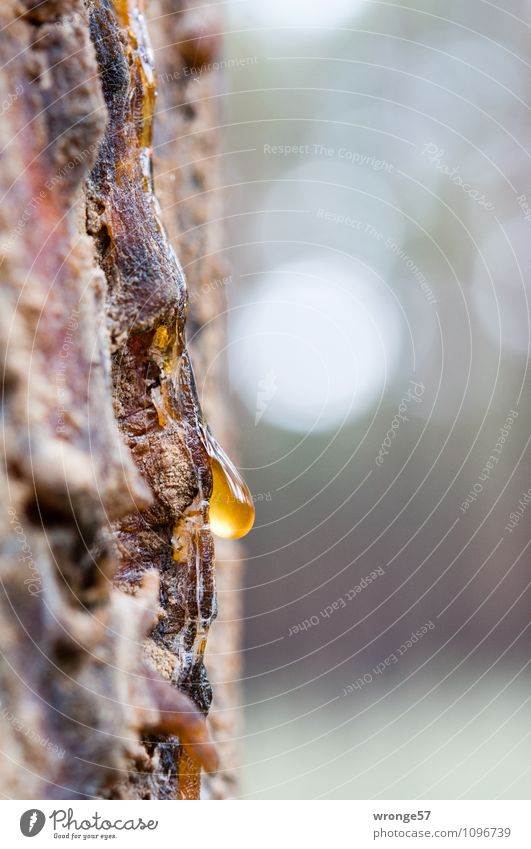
[190,0,531,798]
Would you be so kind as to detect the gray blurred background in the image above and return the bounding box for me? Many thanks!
[193,0,531,798]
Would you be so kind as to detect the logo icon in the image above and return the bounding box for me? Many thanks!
[20,810,46,837]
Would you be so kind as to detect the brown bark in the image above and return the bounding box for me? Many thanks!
[0,0,240,800]
[148,0,243,800]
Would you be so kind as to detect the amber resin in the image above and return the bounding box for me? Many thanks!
[151,326,255,542]
[206,432,255,540]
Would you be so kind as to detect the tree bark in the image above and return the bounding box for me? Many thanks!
[0,0,239,800]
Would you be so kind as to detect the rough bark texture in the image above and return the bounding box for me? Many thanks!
[0,0,240,800]
[148,0,243,801]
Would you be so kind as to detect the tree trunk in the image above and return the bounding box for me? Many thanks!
[0,0,240,800]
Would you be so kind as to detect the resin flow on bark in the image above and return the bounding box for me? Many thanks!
[85,0,253,797]
[151,325,255,544]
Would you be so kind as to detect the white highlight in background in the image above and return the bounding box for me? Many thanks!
[230,0,364,32]
[228,256,403,433]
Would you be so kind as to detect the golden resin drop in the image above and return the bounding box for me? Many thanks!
[206,434,255,540]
